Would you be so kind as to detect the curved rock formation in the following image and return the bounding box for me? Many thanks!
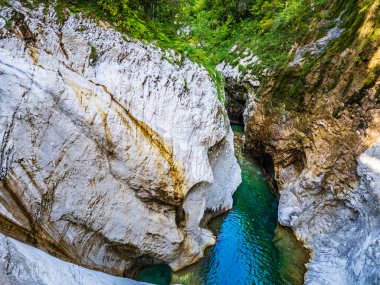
[0,1,241,277]
[0,233,146,285]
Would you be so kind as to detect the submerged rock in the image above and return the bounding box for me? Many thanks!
[0,0,241,278]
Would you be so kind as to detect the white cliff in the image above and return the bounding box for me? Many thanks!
[0,0,241,280]
[0,233,147,285]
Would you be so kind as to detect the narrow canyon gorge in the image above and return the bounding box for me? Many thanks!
[0,0,379,284]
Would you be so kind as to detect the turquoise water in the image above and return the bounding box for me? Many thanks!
[137,125,308,285]
[136,265,172,285]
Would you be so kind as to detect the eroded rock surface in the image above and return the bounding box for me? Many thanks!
[0,1,241,277]
[0,233,147,285]
[243,1,380,283]
[245,59,380,285]
[277,138,380,285]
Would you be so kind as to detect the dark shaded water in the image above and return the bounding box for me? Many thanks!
[137,125,308,285]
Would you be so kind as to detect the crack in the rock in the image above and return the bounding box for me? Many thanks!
[0,126,14,181]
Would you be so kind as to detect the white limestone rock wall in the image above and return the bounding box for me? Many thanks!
[278,141,380,285]
[0,233,148,285]
[0,0,241,277]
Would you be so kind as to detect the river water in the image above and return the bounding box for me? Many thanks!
[136,125,309,285]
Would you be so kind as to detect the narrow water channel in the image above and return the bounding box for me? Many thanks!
[136,125,309,285]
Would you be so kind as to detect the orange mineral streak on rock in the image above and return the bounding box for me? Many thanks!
[0,169,82,263]
[96,104,115,155]
[363,112,380,148]
[68,79,186,204]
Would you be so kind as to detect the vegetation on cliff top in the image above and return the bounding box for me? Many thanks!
[4,0,379,106]
[11,1,339,69]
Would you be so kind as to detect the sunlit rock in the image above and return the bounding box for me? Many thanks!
[0,1,241,277]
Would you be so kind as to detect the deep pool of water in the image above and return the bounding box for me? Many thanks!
[136,125,309,285]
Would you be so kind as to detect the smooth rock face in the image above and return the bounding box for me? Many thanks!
[0,1,241,277]
[0,233,147,285]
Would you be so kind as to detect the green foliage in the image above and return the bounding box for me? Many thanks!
[0,0,9,7]
[55,0,67,24]
[18,0,368,105]
[272,71,306,110]
[95,0,148,38]
[250,0,285,34]
[183,75,189,92]
[89,46,98,63]
[167,0,331,72]
[24,0,332,71]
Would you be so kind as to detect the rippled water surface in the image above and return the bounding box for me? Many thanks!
[137,126,309,285]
